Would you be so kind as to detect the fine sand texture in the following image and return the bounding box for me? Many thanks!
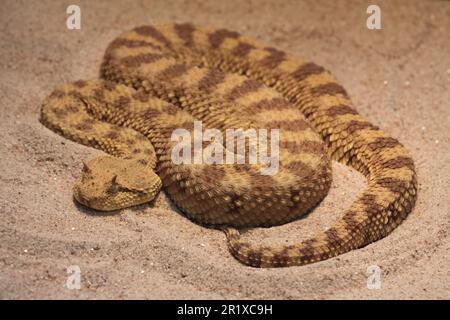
[0,0,449,299]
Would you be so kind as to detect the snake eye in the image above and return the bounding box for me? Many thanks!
[106,175,119,195]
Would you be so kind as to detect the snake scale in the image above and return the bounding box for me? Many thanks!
[40,24,417,267]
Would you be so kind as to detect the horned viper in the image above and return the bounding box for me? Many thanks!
[40,24,417,267]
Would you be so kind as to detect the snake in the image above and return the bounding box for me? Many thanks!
[40,24,417,267]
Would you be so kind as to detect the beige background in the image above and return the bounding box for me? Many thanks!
[0,0,449,299]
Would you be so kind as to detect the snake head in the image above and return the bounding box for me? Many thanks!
[73,156,162,211]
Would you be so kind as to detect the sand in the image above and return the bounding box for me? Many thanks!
[0,0,449,299]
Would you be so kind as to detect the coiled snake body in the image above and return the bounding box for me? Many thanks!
[41,24,417,267]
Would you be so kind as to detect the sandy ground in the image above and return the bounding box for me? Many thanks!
[0,0,449,299]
